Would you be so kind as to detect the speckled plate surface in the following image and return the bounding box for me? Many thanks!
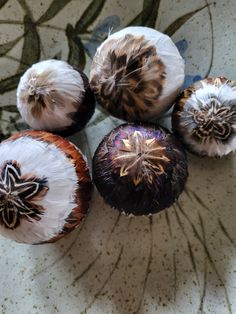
[0,1,235,313]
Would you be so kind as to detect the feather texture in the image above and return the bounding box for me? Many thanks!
[90,26,185,121]
[91,34,166,121]
[17,60,95,134]
[92,123,188,215]
[172,77,236,157]
[0,131,92,244]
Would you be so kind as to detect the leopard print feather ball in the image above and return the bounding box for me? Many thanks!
[90,27,185,122]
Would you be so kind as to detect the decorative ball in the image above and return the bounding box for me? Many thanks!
[172,77,236,157]
[0,131,92,244]
[17,59,95,136]
[90,26,185,122]
[92,123,188,215]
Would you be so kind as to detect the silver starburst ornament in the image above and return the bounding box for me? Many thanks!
[172,77,236,157]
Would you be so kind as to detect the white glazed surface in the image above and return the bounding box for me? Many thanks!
[0,1,236,313]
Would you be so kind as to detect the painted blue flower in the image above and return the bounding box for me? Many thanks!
[175,39,202,90]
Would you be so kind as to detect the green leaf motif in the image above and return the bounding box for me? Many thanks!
[142,0,161,27]
[0,0,8,9]
[17,0,33,18]
[37,0,72,24]
[128,0,161,27]
[0,72,24,94]
[66,24,86,70]
[7,116,22,132]
[1,105,19,113]
[164,5,207,37]
[53,51,62,60]
[18,15,40,72]
[128,12,142,26]
[75,0,106,33]
[0,35,23,57]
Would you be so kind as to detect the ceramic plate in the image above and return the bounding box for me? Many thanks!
[0,1,235,313]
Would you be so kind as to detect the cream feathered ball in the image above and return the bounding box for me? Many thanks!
[172,77,236,157]
[0,131,92,244]
[17,59,95,136]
